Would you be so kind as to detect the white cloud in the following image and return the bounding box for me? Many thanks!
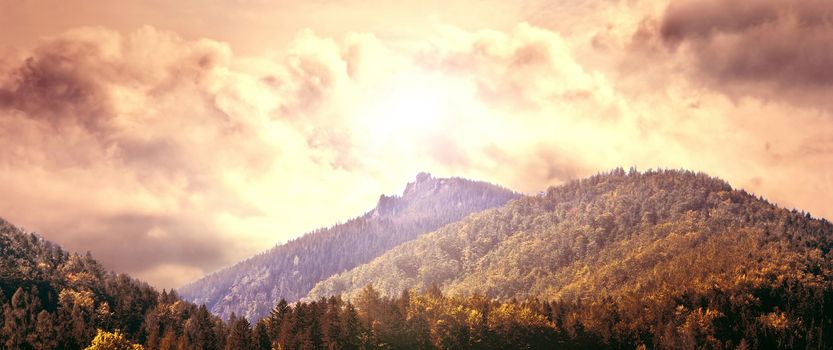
[2,3,833,289]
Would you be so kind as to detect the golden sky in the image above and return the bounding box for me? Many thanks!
[2,0,832,289]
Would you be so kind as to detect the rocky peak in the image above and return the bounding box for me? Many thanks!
[373,194,399,217]
[415,172,432,183]
[403,172,435,197]
[372,173,435,218]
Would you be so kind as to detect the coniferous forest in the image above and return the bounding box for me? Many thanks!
[2,170,833,349]
[179,174,519,321]
[5,0,833,348]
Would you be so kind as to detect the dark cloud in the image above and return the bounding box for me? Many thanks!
[282,53,343,115]
[534,148,585,183]
[62,214,230,273]
[0,89,12,107]
[658,0,833,90]
[0,51,113,132]
[2,13,833,291]
[484,144,587,192]
[0,27,267,289]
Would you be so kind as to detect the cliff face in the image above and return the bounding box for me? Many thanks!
[178,173,519,320]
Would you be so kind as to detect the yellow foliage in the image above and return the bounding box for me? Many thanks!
[759,312,791,331]
[60,289,95,309]
[84,329,144,350]
[488,303,550,330]
[67,271,96,285]
[466,309,484,326]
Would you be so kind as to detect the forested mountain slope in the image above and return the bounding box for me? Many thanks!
[4,169,833,349]
[308,169,833,348]
[179,173,519,320]
[0,218,227,349]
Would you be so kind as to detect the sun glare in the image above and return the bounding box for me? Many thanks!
[360,71,452,142]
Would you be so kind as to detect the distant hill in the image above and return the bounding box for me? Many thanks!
[308,169,833,348]
[178,173,520,320]
[0,218,226,349]
[4,169,833,349]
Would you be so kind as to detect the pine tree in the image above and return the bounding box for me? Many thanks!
[226,315,254,350]
[33,310,58,350]
[185,305,220,350]
[293,303,313,350]
[3,287,42,349]
[307,301,323,350]
[143,307,162,349]
[323,296,343,350]
[277,306,296,350]
[158,330,177,350]
[341,302,362,350]
[268,299,290,342]
[356,285,382,324]
[253,320,271,350]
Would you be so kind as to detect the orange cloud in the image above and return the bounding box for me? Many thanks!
[1,1,833,289]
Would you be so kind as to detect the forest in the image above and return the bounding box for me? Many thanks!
[2,169,833,349]
[179,173,518,321]
[209,281,833,350]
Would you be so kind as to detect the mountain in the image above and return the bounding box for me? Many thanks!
[178,173,519,320]
[0,218,227,349]
[4,169,833,349]
[307,169,833,347]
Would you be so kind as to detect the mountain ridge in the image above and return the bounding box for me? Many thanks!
[298,168,833,347]
[178,172,520,320]
[3,168,833,348]
[307,168,833,301]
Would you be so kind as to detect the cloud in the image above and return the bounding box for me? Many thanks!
[653,0,833,105]
[67,214,228,271]
[3,2,833,290]
[0,26,292,288]
[0,23,614,289]
[1,49,111,131]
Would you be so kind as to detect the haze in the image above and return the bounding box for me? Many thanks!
[1,0,832,289]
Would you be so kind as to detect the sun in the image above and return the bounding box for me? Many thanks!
[359,70,453,142]
[348,66,496,163]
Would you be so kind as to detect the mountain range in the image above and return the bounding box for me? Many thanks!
[2,169,832,349]
[309,169,833,302]
[178,173,520,320]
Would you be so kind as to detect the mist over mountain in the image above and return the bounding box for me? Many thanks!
[178,173,519,320]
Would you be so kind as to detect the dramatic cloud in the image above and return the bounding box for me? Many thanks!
[1,0,833,289]
[653,0,833,106]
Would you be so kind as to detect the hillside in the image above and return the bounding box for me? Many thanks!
[308,169,833,348]
[4,169,833,349]
[0,218,227,349]
[179,173,519,320]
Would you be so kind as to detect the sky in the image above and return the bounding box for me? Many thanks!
[1,0,833,289]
